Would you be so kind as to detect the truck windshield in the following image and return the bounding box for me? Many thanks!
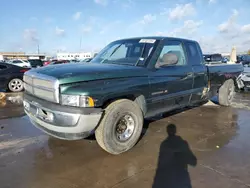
[91,39,157,66]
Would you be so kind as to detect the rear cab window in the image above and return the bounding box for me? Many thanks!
[185,41,203,65]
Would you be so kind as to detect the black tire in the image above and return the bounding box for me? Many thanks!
[8,78,24,92]
[95,99,143,155]
[218,79,235,106]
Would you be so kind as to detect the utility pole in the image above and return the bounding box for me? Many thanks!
[80,36,82,51]
[37,44,40,54]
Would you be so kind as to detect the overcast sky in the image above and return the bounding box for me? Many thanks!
[0,0,250,54]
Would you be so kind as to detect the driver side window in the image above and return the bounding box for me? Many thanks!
[155,42,186,68]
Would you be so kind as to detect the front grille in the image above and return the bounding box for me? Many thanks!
[23,72,59,103]
[33,87,55,102]
[24,83,33,93]
[33,78,54,89]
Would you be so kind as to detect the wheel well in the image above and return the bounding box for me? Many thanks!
[102,95,136,109]
[209,78,235,98]
[102,94,147,115]
[232,77,240,90]
[221,78,238,90]
[218,78,237,89]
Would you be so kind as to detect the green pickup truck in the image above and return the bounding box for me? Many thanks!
[23,37,243,154]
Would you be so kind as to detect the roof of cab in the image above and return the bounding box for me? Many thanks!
[115,36,197,43]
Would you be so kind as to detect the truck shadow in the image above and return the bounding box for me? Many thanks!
[152,124,197,188]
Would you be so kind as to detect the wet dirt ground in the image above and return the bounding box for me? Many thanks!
[1,93,250,188]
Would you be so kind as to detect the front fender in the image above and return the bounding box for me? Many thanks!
[60,77,150,107]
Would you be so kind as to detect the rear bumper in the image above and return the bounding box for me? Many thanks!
[23,92,103,140]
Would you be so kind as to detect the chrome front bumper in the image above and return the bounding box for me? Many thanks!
[23,97,103,140]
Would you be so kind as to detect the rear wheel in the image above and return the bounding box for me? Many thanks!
[8,78,24,92]
[218,79,235,106]
[95,99,143,155]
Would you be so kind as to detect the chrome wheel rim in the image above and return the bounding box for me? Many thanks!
[116,114,135,141]
[9,79,23,92]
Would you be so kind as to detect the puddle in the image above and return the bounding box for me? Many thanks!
[0,92,25,119]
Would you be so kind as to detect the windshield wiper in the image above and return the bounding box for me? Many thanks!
[109,43,123,57]
[103,62,134,66]
[100,43,123,64]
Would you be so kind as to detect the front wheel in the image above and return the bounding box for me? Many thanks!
[95,99,143,155]
[8,78,24,92]
[218,79,235,106]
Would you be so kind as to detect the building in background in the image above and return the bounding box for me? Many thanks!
[57,52,93,60]
[0,52,46,60]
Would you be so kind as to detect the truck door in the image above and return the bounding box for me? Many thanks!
[146,40,194,117]
[184,41,208,104]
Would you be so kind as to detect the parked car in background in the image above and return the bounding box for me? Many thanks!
[236,63,250,91]
[69,59,80,63]
[43,60,51,66]
[48,60,70,65]
[43,59,58,66]
[222,57,229,63]
[23,36,243,155]
[236,55,250,65]
[28,59,44,68]
[0,55,4,62]
[79,58,93,63]
[23,60,30,63]
[6,59,31,68]
[203,53,224,64]
[0,62,30,92]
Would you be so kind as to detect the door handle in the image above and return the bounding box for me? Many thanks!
[187,72,193,77]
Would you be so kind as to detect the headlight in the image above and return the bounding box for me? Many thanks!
[61,95,80,106]
[61,95,95,107]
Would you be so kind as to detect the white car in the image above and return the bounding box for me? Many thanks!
[6,59,31,68]
[237,65,250,91]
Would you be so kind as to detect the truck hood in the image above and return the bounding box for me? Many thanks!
[32,63,149,84]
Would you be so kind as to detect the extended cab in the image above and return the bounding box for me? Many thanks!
[23,37,243,154]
